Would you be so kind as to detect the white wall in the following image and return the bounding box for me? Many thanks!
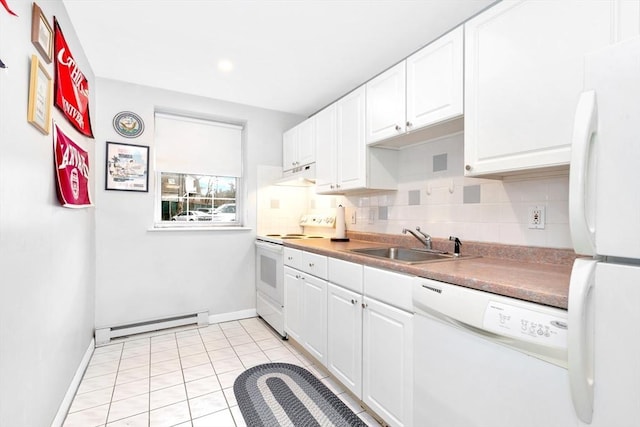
[0,2,96,425]
[94,78,302,328]
[307,133,571,248]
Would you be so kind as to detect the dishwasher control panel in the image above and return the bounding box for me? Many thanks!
[483,301,568,349]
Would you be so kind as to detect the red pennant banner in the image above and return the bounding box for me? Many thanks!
[54,124,92,208]
[54,19,94,138]
[0,0,18,16]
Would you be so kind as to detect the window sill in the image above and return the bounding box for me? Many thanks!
[148,226,252,232]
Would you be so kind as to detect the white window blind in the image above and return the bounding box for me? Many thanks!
[154,112,243,176]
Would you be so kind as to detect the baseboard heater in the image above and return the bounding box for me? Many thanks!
[95,311,209,346]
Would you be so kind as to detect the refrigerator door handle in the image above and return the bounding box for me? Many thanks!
[569,90,598,256]
[568,258,596,423]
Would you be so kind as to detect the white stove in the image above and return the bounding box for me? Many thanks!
[255,214,334,337]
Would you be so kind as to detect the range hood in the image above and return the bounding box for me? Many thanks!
[275,163,316,186]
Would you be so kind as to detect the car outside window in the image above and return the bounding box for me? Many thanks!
[159,173,238,225]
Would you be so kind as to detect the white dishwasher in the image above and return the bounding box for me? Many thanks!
[413,277,579,427]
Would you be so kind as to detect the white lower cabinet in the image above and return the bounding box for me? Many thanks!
[284,255,328,366]
[301,274,327,365]
[362,296,414,427]
[284,266,304,342]
[327,283,363,396]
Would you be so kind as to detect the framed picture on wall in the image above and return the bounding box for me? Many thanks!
[27,55,52,135]
[31,3,53,63]
[105,141,150,192]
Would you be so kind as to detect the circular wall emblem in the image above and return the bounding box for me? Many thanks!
[113,111,144,138]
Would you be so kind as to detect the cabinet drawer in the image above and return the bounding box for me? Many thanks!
[364,266,413,312]
[302,251,328,279]
[328,258,363,293]
[284,247,302,269]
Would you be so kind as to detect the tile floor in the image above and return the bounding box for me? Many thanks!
[63,317,382,426]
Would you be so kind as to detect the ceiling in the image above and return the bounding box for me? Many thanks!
[62,0,495,117]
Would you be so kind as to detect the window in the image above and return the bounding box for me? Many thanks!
[160,173,237,223]
[154,112,243,227]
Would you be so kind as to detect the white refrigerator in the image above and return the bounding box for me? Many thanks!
[568,36,640,426]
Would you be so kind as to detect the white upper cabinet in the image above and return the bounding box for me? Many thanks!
[366,26,464,147]
[314,104,338,194]
[366,62,407,143]
[316,86,397,194]
[406,25,463,131]
[282,118,315,172]
[463,0,616,177]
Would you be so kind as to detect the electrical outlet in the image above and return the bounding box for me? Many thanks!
[528,206,545,229]
[351,210,357,224]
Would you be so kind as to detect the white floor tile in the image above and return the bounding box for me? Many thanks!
[77,372,117,394]
[232,342,261,356]
[150,383,187,410]
[238,352,270,368]
[150,348,180,364]
[212,356,244,375]
[112,378,149,402]
[180,352,211,369]
[222,387,237,407]
[216,369,244,389]
[192,408,235,427]
[203,338,231,352]
[227,334,254,346]
[63,403,109,427]
[66,317,387,427]
[84,359,120,379]
[116,365,150,386]
[118,354,150,371]
[188,390,228,419]
[150,358,182,376]
[107,393,149,423]
[69,386,113,413]
[208,347,237,362]
[178,342,207,357]
[185,375,221,399]
[229,405,247,427]
[149,400,191,427]
[106,411,149,427]
[218,321,242,330]
[255,338,284,351]
[182,363,215,382]
[150,370,184,392]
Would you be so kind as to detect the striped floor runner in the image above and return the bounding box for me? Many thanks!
[234,363,366,427]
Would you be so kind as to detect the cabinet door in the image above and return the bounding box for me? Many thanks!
[302,274,328,365]
[282,127,297,172]
[406,26,463,130]
[327,283,362,397]
[337,86,366,191]
[366,62,406,144]
[314,104,338,194]
[283,267,303,342]
[297,118,316,166]
[363,297,413,427]
[464,0,614,176]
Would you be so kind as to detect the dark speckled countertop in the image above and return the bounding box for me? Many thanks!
[284,231,578,310]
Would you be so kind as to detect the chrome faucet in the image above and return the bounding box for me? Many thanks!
[402,226,432,250]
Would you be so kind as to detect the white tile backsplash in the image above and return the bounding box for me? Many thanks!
[258,134,571,248]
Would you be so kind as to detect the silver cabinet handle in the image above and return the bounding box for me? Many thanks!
[465,164,472,171]
[406,121,413,128]
[309,263,314,268]
[395,124,402,132]
[361,302,368,309]
[351,299,357,305]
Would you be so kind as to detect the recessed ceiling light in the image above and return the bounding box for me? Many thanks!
[217,59,234,72]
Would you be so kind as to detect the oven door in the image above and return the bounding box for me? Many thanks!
[255,240,284,305]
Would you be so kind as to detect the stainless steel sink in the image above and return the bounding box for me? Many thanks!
[349,247,471,264]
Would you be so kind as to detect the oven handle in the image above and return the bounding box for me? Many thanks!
[255,240,284,253]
